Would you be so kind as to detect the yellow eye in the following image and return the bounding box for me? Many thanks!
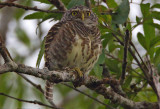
[72,11,77,16]
[86,12,91,16]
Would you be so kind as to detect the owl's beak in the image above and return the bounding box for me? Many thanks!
[81,13,85,20]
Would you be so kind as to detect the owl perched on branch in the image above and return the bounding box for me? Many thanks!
[44,5,102,102]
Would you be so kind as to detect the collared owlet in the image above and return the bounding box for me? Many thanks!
[44,5,102,102]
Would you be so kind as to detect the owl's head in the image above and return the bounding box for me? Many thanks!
[61,6,98,27]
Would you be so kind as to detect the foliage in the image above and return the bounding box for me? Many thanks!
[1,0,160,109]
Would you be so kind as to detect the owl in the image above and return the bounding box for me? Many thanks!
[44,5,102,102]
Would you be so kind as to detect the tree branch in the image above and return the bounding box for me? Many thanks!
[89,85,158,109]
[0,92,61,109]
[0,62,159,109]
[48,0,67,11]
[0,2,64,13]
[0,0,17,8]
[101,63,126,97]
[16,67,115,109]
[0,34,12,63]
[120,29,130,84]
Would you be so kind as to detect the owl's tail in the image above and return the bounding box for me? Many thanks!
[45,80,54,104]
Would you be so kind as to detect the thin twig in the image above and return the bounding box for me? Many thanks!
[0,0,17,8]
[0,2,64,13]
[17,74,58,107]
[0,92,61,109]
[62,83,115,109]
[145,55,152,74]
[130,42,148,71]
[48,0,67,11]
[0,34,12,63]
[120,29,130,84]
[129,2,140,5]
[18,74,44,94]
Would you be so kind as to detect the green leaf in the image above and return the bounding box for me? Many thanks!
[152,11,160,20]
[105,58,120,73]
[36,37,45,67]
[112,0,130,24]
[14,0,32,20]
[123,76,132,88]
[149,23,160,30]
[43,13,62,21]
[151,4,160,9]
[62,0,71,6]
[143,21,155,50]
[141,3,155,51]
[108,40,121,52]
[154,47,160,65]
[15,28,30,47]
[141,3,150,18]
[137,32,147,50]
[150,36,160,48]
[118,46,124,59]
[106,0,118,8]
[67,0,85,9]
[157,63,160,74]
[136,16,142,23]
[15,10,26,20]
[93,65,102,78]
[101,33,113,47]
[24,12,46,19]
[93,50,105,78]
[34,0,51,4]
[0,74,13,107]
[16,77,25,108]
[24,11,62,23]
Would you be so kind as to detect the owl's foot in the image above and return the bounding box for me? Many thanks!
[71,67,84,87]
[73,67,83,78]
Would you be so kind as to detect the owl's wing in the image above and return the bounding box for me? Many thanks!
[44,21,78,70]
[44,21,63,69]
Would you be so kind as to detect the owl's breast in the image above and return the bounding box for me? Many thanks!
[65,32,102,74]
[65,34,91,70]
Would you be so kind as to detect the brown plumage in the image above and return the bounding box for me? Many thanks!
[44,6,102,102]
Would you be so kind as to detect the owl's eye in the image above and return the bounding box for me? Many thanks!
[72,11,78,16]
[86,11,91,16]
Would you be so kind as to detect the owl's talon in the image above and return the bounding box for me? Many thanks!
[73,67,83,78]
[71,67,84,87]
